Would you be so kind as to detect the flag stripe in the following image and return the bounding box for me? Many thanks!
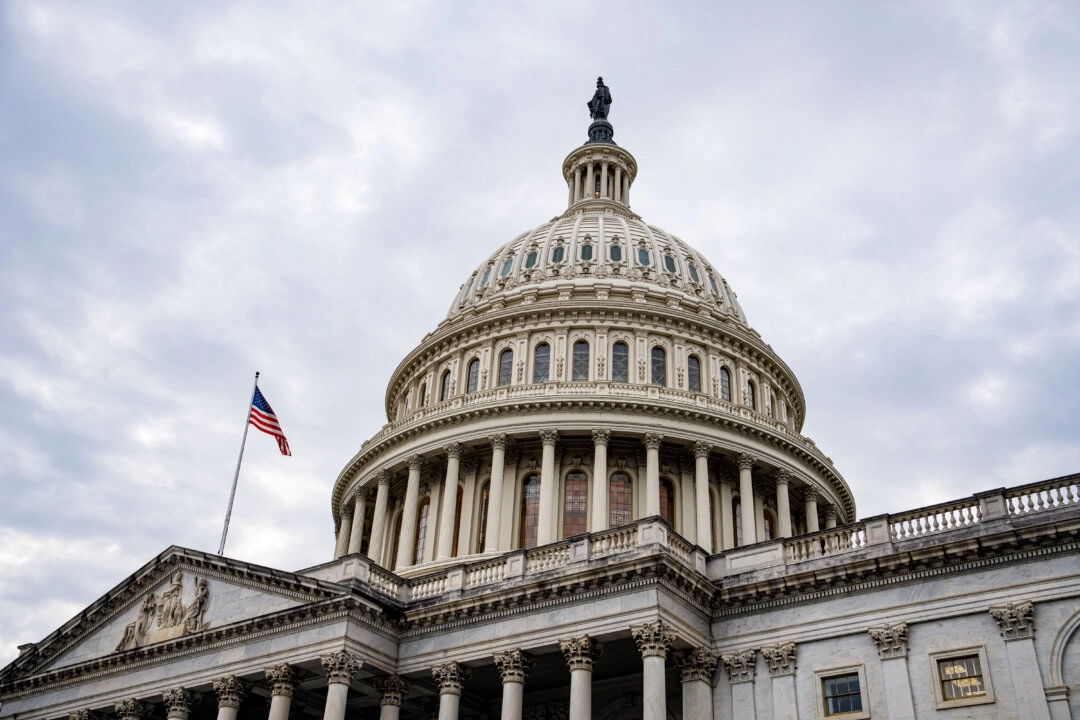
[249,386,291,456]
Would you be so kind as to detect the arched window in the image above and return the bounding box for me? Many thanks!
[746,380,756,410]
[720,367,731,402]
[418,383,427,407]
[687,355,701,393]
[733,497,742,547]
[440,370,452,401]
[651,347,667,387]
[563,471,588,537]
[520,474,541,549]
[476,482,490,552]
[659,477,675,525]
[389,512,402,568]
[534,343,551,383]
[467,359,480,394]
[498,349,513,387]
[609,472,632,526]
[612,342,629,383]
[414,497,431,564]
[763,509,775,541]
[572,341,589,381]
[451,485,464,557]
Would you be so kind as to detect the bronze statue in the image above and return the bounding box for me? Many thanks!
[587,77,612,121]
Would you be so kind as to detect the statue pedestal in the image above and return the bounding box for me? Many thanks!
[587,119,614,144]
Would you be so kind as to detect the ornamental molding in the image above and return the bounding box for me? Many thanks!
[432,662,471,695]
[721,648,757,683]
[114,699,145,720]
[560,635,603,670]
[116,571,210,652]
[373,674,411,706]
[264,663,296,697]
[990,600,1035,640]
[162,688,194,718]
[494,648,535,683]
[759,642,796,677]
[630,620,675,659]
[677,648,719,683]
[321,650,362,684]
[868,622,908,659]
[212,675,245,709]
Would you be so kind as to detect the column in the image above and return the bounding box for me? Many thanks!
[737,453,757,545]
[368,470,392,565]
[804,487,820,533]
[212,676,245,720]
[485,435,508,552]
[774,470,793,538]
[432,662,471,720]
[760,642,798,720]
[825,507,839,529]
[162,689,193,720]
[265,664,297,720]
[494,649,534,720]
[868,623,915,720]
[632,620,675,720]
[560,635,603,720]
[437,443,463,560]
[334,506,353,559]
[990,601,1052,720]
[623,175,630,205]
[693,442,712,552]
[591,430,611,531]
[396,454,424,570]
[574,167,582,203]
[678,649,719,720]
[720,474,735,550]
[373,675,411,720]
[115,700,145,720]
[585,163,595,199]
[643,433,663,517]
[614,167,623,203]
[720,649,757,720]
[600,163,609,198]
[321,651,362,720]
[500,449,520,551]
[537,430,559,546]
[347,491,368,555]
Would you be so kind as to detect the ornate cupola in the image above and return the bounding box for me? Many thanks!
[562,76,638,211]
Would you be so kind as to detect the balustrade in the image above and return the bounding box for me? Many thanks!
[890,500,981,540]
[1006,477,1080,515]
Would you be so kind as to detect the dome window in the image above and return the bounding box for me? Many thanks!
[520,473,541,549]
[500,258,514,277]
[610,245,623,262]
[720,367,731,402]
[479,268,492,288]
[440,370,452,401]
[580,243,593,261]
[533,343,551,383]
[746,380,757,410]
[664,254,677,273]
[552,246,565,264]
[572,341,589,382]
[462,276,475,299]
[612,342,629,383]
[687,355,701,393]
[637,248,651,266]
[651,347,666,387]
[498,349,513,387]
[524,251,538,269]
[688,263,700,283]
[467,359,480,394]
[708,274,721,296]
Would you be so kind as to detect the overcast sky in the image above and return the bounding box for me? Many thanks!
[2,1,1079,666]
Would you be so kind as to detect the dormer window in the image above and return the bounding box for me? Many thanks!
[663,254,677,273]
[688,263,700,283]
[610,244,623,262]
[525,251,538,269]
[500,258,514,276]
[479,267,492,288]
[552,245,565,264]
[581,242,593,261]
[638,248,651,266]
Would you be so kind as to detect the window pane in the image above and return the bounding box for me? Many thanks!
[441,371,452,401]
[664,254,676,273]
[746,381,756,410]
[498,349,513,387]
[823,673,863,717]
[687,356,701,393]
[477,483,490,552]
[651,347,666,386]
[609,472,632,526]
[572,341,589,381]
[451,486,463,557]
[480,268,491,288]
[467,359,479,394]
[500,258,514,276]
[581,243,593,261]
[564,471,588,537]
[709,274,720,296]
[939,656,986,700]
[534,343,550,383]
[414,499,430,564]
[638,248,650,266]
[610,245,622,262]
[520,474,541,549]
[659,478,674,524]
[612,342,629,383]
[552,246,565,263]
[525,251,538,268]
[720,367,731,401]
[688,263,700,283]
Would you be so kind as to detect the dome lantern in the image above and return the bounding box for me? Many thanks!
[564,78,637,210]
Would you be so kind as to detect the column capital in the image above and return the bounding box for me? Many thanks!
[490,433,510,451]
[212,676,245,709]
[69,711,96,720]
[774,468,792,485]
[162,688,194,719]
[677,648,719,683]
[493,648,535,684]
[539,429,559,446]
[375,468,391,486]
[760,641,797,677]
[692,441,711,459]
[989,600,1035,640]
[803,486,819,503]
[868,622,908,659]
[321,650,362,685]
[631,619,675,659]
[824,507,840,523]
[352,489,369,504]
[114,699,145,720]
[592,429,612,446]
[264,663,297,697]
[444,442,463,459]
[432,662,471,695]
[721,648,757,683]
[560,634,603,670]
[736,452,755,471]
[373,674,411,707]
[642,433,664,451]
[407,453,426,471]
[340,503,354,519]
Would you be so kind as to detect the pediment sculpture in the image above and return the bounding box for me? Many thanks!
[116,571,210,651]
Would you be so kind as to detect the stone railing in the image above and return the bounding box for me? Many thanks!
[1006,476,1080,515]
[526,543,571,573]
[784,525,868,563]
[464,557,506,588]
[591,525,638,558]
[367,565,405,599]
[889,498,982,540]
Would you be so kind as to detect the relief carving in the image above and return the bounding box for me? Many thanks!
[116,572,210,651]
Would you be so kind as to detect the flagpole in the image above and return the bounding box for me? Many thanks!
[218,371,259,556]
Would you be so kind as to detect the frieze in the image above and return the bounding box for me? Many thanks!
[116,572,210,651]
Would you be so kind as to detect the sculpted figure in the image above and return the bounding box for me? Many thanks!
[157,571,185,628]
[587,77,612,120]
[183,578,210,633]
[135,593,156,636]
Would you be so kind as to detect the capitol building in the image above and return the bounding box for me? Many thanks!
[2,84,1079,720]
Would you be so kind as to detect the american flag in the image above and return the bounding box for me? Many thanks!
[249,386,291,456]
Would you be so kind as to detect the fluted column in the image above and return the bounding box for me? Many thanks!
[614,167,623,203]
[334,507,353,559]
[374,675,411,720]
[212,676,245,720]
[538,430,559,545]
[868,623,915,720]
[574,168,582,203]
[585,164,594,199]
[600,163,609,198]
[437,443,463,560]
[486,435,508,552]
[760,642,798,720]
[719,473,735,550]
[643,433,663,517]
[561,635,603,720]
[367,470,392,565]
[990,601,1052,720]
[804,487,820,533]
[737,453,757,545]
[678,649,719,720]
[632,620,675,720]
[396,454,425,570]
[347,491,368,555]
[692,442,712,551]
[721,649,757,720]
[433,662,471,720]
[494,649,534,720]
[591,430,611,531]
[321,651,362,720]
[265,664,296,720]
[623,175,630,205]
[774,470,793,538]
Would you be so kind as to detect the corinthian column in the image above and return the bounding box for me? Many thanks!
[868,623,915,720]
[334,506,353,559]
[486,435,509,552]
[115,699,145,720]
[632,620,675,720]
[537,430,559,545]
[678,649,719,720]
[347,491,368,555]
[760,642,798,720]
[494,649,534,720]
[396,455,425,570]
[692,442,712,551]
[720,649,757,720]
[162,689,193,720]
[804,487,820,533]
[212,677,245,720]
[737,454,757,545]
[265,663,296,720]
[367,470,392,565]
[774,470,793,538]
[989,601,1052,720]
[321,651,362,720]
[437,443,463,560]
[561,635,603,720]
[643,433,663,517]
[432,662,471,720]
[373,675,411,720]
[591,430,611,531]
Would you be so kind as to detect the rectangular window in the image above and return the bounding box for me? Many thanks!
[533,344,550,383]
[822,673,863,716]
[612,343,629,383]
[930,647,994,709]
